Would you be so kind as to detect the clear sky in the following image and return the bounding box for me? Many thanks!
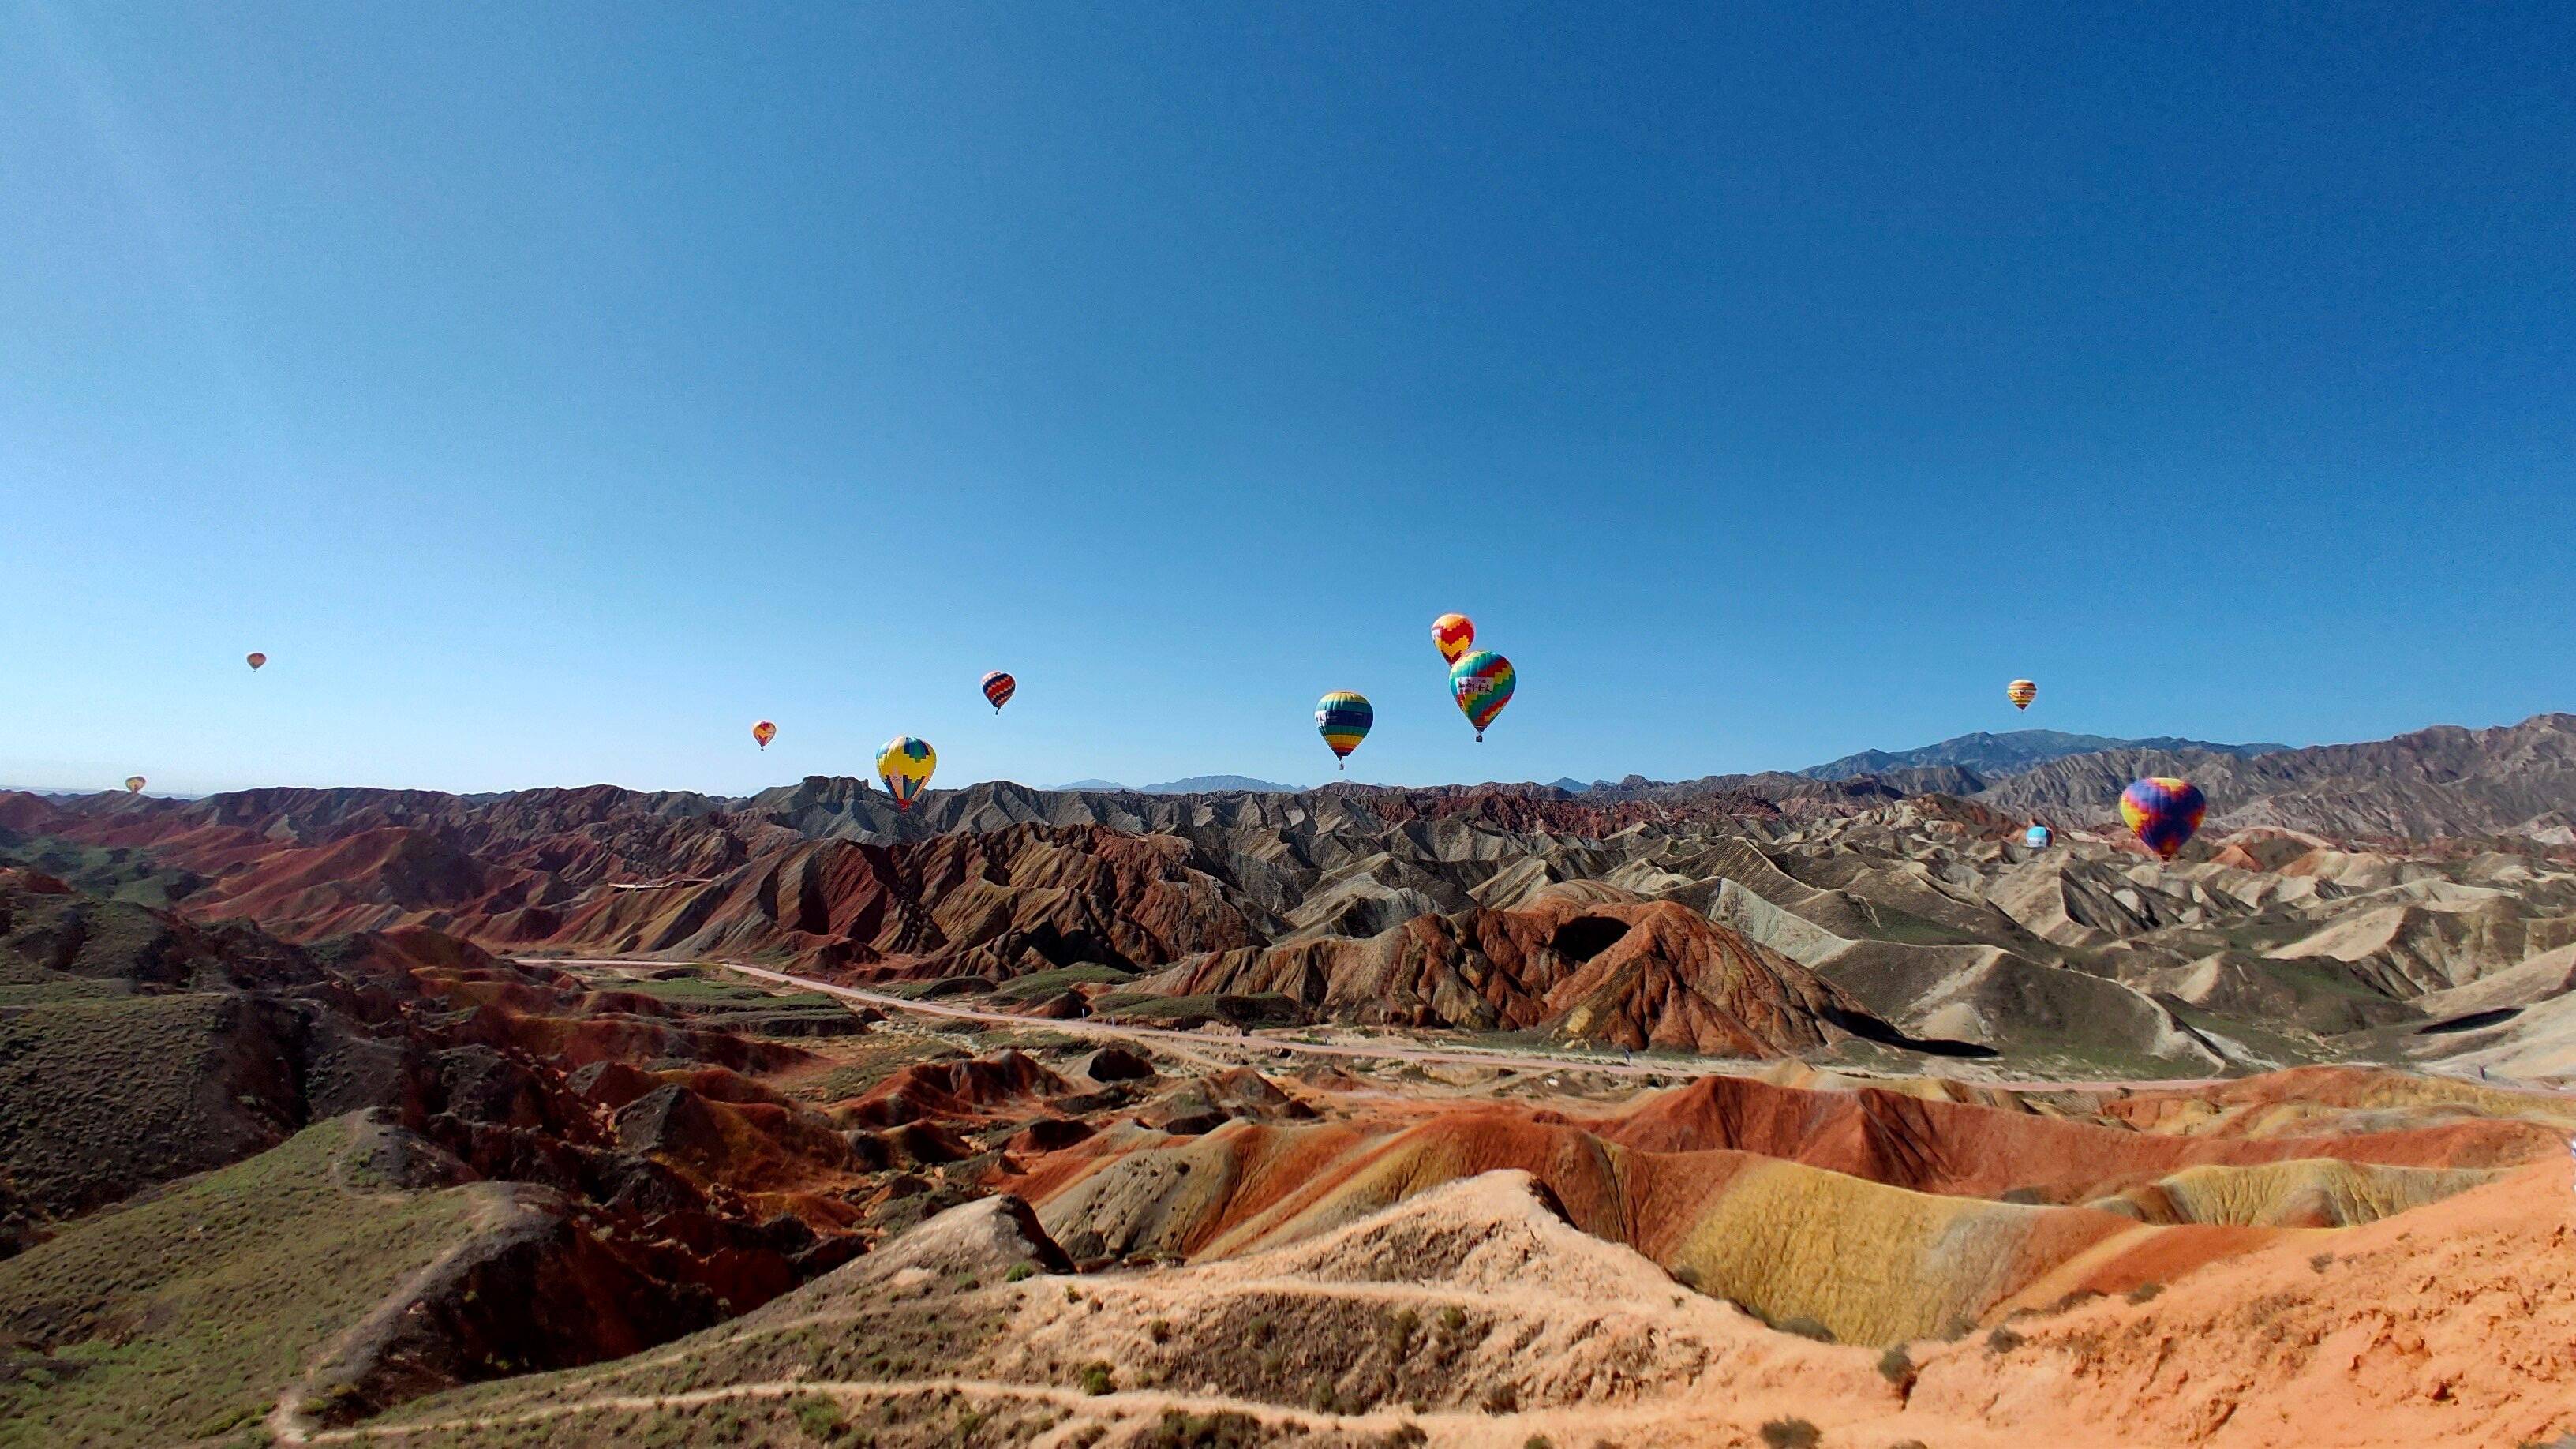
[5,3,2570,797]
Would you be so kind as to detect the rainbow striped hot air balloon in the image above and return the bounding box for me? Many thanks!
[2007,678,2036,710]
[751,720,777,750]
[245,652,267,672]
[1448,650,1515,741]
[2119,777,2205,860]
[980,671,1016,713]
[1315,691,1372,769]
[1432,613,1476,665]
[876,736,936,811]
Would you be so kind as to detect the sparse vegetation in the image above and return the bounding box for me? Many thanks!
[1759,1420,1822,1449]
[1139,1409,1269,1448]
[0,1118,484,1447]
[1775,1314,1837,1343]
[793,1394,844,1441]
[1987,1325,2026,1353]
[1078,1360,1116,1395]
[1877,1343,1914,1387]
[2126,1281,2166,1305]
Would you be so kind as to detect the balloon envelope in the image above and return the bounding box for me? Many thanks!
[2007,678,2036,710]
[1315,691,1372,768]
[1448,650,1515,739]
[1432,613,1476,664]
[245,652,267,672]
[2024,823,2052,849]
[2119,777,2206,859]
[875,736,937,811]
[752,721,777,750]
[124,776,145,794]
[981,671,1016,713]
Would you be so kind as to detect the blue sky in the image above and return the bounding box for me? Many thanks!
[5,2,2570,796]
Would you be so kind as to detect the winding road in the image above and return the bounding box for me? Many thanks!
[539,956,2270,1094]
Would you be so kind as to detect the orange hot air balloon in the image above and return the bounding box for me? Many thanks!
[1432,613,1476,664]
[124,776,146,794]
[245,652,267,672]
[2006,678,2036,710]
[752,720,777,750]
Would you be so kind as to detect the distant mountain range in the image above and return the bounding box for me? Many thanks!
[1797,730,2292,783]
[1050,775,1300,795]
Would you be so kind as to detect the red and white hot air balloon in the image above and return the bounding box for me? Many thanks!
[980,672,1016,713]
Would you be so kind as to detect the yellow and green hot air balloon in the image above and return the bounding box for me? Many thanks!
[1315,691,1372,769]
[124,776,146,794]
[875,736,936,811]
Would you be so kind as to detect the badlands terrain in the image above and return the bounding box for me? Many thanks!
[6,715,2576,1447]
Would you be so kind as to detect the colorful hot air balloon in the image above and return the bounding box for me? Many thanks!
[1432,613,1477,665]
[875,736,937,811]
[245,652,267,672]
[2007,679,2036,710]
[1315,691,1372,769]
[752,720,777,750]
[981,671,1017,713]
[1448,650,1515,741]
[2024,823,2052,849]
[2119,777,2206,860]
[124,776,146,794]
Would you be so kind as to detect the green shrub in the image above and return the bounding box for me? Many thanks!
[2126,1281,2165,1305]
[1877,1343,1913,1387]
[1005,1263,1035,1282]
[1759,1421,1822,1449]
[1077,1361,1115,1395]
[794,1396,844,1440]
[1987,1325,2025,1353]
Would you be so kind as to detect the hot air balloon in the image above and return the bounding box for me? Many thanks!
[875,736,936,811]
[752,720,777,750]
[124,776,145,794]
[2119,777,2206,860]
[2007,679,2036,710]
[1448,650,1515,741]
[981,672,1016,713]
[2024,823,2052,849]
[1432,613,1476,665]
[1315,691,1372,769]
[245,652,267,672]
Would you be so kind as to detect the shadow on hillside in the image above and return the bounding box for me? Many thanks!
[1822,1005,2001,1059]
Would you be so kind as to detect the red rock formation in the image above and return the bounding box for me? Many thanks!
[1142,893,1865,1056]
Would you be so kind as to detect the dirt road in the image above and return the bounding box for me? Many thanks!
[531,956,2274,1093]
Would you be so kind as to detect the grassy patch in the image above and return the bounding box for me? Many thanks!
[0,1118,486,1447]
[1088,992,1308,1030]
[990,964,1136,1002]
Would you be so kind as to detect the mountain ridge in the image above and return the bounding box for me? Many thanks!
[1798,728,2292,782]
